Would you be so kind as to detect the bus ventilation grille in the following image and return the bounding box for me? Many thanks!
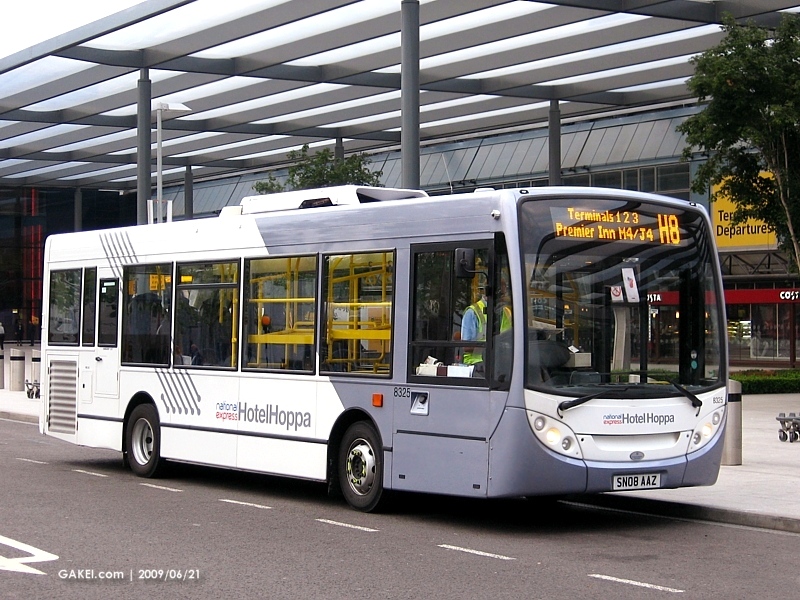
[47,360,78,434]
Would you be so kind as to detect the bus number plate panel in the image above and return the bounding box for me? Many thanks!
[612,473,661,491]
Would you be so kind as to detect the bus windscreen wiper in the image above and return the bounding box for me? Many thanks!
[557,387,632,417]
[670,381,703,415]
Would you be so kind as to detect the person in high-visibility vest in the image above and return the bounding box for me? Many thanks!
[461,297,487,367]
[499,303,512,333]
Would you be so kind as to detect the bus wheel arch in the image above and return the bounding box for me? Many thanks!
[328,411,387,512]
[123,395,163,478]
[327,409,387,512]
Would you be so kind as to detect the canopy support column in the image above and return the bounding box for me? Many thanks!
[73,188,82,232]
[184,166,193,220]
[136,69,151,225]
[401,0,420,190]
[548,99,562,186]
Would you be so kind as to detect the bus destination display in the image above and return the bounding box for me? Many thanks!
[550,207,681,245]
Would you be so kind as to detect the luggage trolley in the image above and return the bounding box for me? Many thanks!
[25,379,40,399]
[777,412,800,442]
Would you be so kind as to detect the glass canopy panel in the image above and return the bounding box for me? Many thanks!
[235,139,333,161]
[461,25,721,80]
[84,0,286,51]
[59,164,134,180]
[377,13,650,74]
[180,83,347,121]
[418,101,552,130]
[193,0,408,60]
[107,131,227,156]
[26,70,182,112]
[253,91,401,125]
[111,165,209,183]
[46,130,137,153]
[0,159,32,169]
[538,55,697,87]
[612,78,690,93]
[173,135,288,158]
[0,125,89,149]
[287,1,548,66]
[4,162,91,178]
[0,57,95,99]
[97,76,271,117]
[324,94,495,129]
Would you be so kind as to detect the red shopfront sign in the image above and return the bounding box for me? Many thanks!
[724,288,800,304]
[646,289,800,306]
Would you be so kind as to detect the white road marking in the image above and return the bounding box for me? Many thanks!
[16,458,48,464]
[219,499,272,510]
[438,544,516,561]
[589,573,684,593]
[316,518,378,532]
[140,482,182,492]
[0,534,59,575]
[72,469,108,478]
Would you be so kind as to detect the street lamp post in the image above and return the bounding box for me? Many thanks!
[150,102,191,224]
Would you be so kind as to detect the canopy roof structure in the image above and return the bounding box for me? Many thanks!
[0,0,797,192]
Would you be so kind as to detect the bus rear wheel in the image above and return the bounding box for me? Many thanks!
[126,404,163,478]
[339,421,385,512]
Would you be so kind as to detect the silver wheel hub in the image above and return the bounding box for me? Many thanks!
[346,439,376,496]
[131,418,154,466]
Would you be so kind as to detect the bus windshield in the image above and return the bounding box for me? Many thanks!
[519,196,724,397]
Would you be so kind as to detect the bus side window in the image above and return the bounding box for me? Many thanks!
[174,260,239,369]
[320,251,394,376]
[242,256,316,372]
[81,267,97,346]
[97,279,119,347]
[409,245,489,381]
[121,263,172,366]
[491,235,513,387]
[48,268,82,346]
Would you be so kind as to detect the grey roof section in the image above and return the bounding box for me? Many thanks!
[167,105,697,216]
[377,106,696,190]
[0,1,795,191]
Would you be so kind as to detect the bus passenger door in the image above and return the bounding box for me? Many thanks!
[94,278,120,397]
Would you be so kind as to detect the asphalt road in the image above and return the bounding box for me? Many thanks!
[1,416,798,600]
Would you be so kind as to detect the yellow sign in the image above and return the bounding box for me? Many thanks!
[712,182,777,250]
[149,274,172,291]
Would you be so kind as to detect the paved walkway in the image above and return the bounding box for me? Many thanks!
[2,347,798,531]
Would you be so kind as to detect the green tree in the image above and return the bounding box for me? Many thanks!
[253,144,382,194]
[678,14,800,271]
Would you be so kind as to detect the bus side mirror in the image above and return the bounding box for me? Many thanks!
[455,248,476,278]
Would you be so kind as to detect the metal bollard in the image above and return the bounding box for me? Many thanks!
[31,349,41,384]
[10,348,24,392]
[0,351,4,389]
[722,379,742,466]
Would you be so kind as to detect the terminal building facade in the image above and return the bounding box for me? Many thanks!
[0,105,796,366]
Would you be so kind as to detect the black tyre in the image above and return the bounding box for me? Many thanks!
[338,421,385,512]
[126,404,163,477]
[779,430,788,442]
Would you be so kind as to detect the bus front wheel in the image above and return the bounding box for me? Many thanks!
[338,421,385,512]
[126,404,163,478]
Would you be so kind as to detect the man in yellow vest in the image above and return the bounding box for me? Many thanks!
[461,296,487,370]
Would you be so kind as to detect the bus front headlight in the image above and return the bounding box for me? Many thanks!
[688,406,726,453]
[528,411,582,459]
[546,428,561,445]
